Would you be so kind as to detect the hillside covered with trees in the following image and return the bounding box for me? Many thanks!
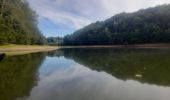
[0,0,46,45]
[64,4,170,45]
[47,37,63,46]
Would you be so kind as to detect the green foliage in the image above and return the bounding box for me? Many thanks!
[0,0,46,45]
[64,4,170,45]
[47,37,63,46]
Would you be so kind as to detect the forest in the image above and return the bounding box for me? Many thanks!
[64,4,170,45]
[0,0,46,45]
[47,37,63,46]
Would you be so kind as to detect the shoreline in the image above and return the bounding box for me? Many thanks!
[60,43,170,49]
[0,45,59,55]
[1,43,170,55]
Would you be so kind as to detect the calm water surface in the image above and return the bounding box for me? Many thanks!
[0,48,170,100]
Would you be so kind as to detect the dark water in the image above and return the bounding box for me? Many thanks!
[1,48,170,100]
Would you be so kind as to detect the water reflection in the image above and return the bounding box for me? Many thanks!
[0,53,46,100]
[1,48,170,100]
[26,53,170,100]
[62,48,170,86]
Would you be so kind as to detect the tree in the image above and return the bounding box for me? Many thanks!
[63,4,170,45]
[0,0,46,45]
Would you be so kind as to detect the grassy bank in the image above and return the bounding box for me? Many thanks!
[0,44,58,55]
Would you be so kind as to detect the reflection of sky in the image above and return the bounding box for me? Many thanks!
[38,56,77,79]
[26,56,170,100]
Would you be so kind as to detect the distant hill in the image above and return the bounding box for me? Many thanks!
[0,0,46,45]
[47,37,63,46]
[64,4,170,45]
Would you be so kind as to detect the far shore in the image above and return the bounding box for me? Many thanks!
[1,43,170,55]
[60,43,170,49]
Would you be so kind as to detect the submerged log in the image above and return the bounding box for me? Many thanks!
[0,53,5,61]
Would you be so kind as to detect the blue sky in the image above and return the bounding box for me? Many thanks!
[27,0,170,37]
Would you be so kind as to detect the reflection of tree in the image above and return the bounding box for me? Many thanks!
[0,53,46,100]
[47,49,64,57]
[63,48,170,86]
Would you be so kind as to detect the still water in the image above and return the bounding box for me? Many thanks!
[0,48,170,100]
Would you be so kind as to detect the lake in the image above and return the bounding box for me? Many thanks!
[0,47,170,100]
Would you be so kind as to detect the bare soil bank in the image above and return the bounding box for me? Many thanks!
[0,45,58,55]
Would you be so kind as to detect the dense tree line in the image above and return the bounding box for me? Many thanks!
[0,0,46,45]
[47,37,63,46]
[64,4,170,45]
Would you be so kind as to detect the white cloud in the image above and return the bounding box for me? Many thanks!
[27,0,170,36]
[28,0,92,30]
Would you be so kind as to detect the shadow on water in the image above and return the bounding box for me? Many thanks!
[0,53,5,62]
[0,53,46,100]
[53,48,170,86]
